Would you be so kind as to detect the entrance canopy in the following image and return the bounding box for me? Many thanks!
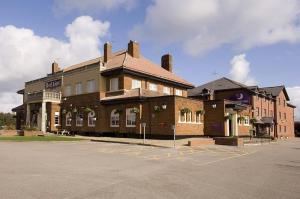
[225,103,248,111]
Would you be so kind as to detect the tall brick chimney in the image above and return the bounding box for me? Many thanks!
[52,62,60,74]
[128,40,140,58]
[161,54,172,72]
[104,42,112,62]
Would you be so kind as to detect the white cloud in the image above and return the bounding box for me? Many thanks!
[287,87,300,120]
[0,92,22,113]
[54,0,137,13]
[130,0,300,56]
[229,54,256,86]
[0,16,110,112]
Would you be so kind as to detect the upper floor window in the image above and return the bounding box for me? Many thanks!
[270,110,273,117]
[163,87,170,95]
[256,107,260,117]
[149,83,157,91]
[175,89,183,96]
[126,108,136,127]
[279,112,282,119]
[284,112,286,120]
[64,85,72,96]
[132,79,141,89]
[264,109,267,117]
[110,78,119,91]
[284,100,286,107]
[278,98,281,105]
[75,82,83,95]
[87,79,96,93]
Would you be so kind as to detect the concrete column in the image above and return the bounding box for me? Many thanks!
[41,102,46,132]
[233,113,239,136]
[26,104,30,126]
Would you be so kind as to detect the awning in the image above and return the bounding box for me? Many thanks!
[225,103,248,111]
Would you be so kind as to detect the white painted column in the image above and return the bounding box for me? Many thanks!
[26,104,30,126]
[233,113,239,136]
[41,102,46,132]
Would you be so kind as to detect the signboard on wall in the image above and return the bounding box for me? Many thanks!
[229,92,251,104]
[45,79,61,89]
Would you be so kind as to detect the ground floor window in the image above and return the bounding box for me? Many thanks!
[244,116,250,126]
[126,108,136,127]
[179,111,186,122]
[66,112,72,126]
[54,112,60,126]
[76,112,83,127]
[88,111,96,127]
[196,113,202,123]
[110,109,119,127]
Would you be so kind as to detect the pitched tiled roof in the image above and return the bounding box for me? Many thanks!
[62,50,193,87]
[260,86,290,100]
[188,77,256,96]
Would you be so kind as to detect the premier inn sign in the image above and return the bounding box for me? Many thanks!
[45,79,61,89]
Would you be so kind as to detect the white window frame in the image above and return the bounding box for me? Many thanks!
[238,115,242,126]
[110,109,119,127]
[110,78,119,92]
[186,112,192,123]
[126,108,136,127]
[76,112,83,127]
[87,79,96,93]
[66,112,72,126]
[75,82,83,95]
[54,112,60,126]
[163,87,170,95]
[244,116,250,126]
[64,85,72,96]
[195,113,202,124]
[132,79,142,89]
[175,89,183,96]
[88,111,96,127]
[149,83,157,91]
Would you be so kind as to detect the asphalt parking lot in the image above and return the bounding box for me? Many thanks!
[0,139,299,199]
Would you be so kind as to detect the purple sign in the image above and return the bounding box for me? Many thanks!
[229,92,250,104]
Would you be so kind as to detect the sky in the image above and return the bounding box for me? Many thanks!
[0,0,300,119]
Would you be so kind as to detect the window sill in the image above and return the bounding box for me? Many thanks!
[110,125,119,127]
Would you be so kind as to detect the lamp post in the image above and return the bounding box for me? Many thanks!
[142,122,146,144]
[172,125,176,148]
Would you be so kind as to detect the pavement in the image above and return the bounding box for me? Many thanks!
[0,138,299,199]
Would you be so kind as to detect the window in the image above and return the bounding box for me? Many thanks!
[75,82,83,95]
[279,125,282,132]
[244,116,250,126]
[279,112,282,119]
[196,113,202,123]
[278,98,281,105]
[76,112,83,126]
[64,85,71,96]
[110,78,119,91]
[66,112,72,126]
[149,83,157,91]
[88,111,96,127]
[264,109,267,117]
[126,108,136,127]
[256,107,260,117]
[284,126,286,133]
[284,100,286,107]
[175,89,183,96]
[186,112,192,123]
[270,110,273,117]
[54,112,60,126]
[110,110,119,127]
[179,111,185,122]
[163,87,170,95]
[87,79,96,93]
[132,79,141,89]
[284,113,286,120]
[238,115,242,125]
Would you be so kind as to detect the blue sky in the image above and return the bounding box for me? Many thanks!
[0,0,300,118]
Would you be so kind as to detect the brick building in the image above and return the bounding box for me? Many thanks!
[13,41,204,138]
[188,77,295,138]
[12,42,295,139]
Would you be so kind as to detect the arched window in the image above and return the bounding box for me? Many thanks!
[88,111,96,127]
[76,112,83,127]
[66,112,72,126]
[110,109,119,127]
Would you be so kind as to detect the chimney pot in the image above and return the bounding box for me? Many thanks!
[128,40,140,58]
[52,62,60,74]
[161,54,173,72]
[104,42,112,62]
